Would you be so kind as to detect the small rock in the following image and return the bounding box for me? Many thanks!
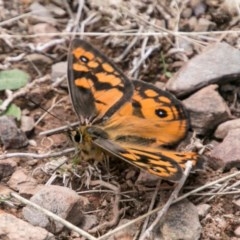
[221,0,240,15]
[136,170,160,186]
[108,219,138,240]
[158,200,202,240]
[192,2,207,17]
[233,199,240,209]
[0,212,54,240]
[0,159,17,180]
[183,85,231,135]
[194,18,216,32]
[20,115,35,134]
[197,204,211,218]
[30,2,52,18]
[0,184,12,197]
[210,129,240,169]
[214,119,240,139]
[234,226,240,237]
[7,169,42,197]
[30,23,59,45]
[23,185,85,233]
[26,53,53,65]
[51,61,67,86]
[166,42,240,97]
[181,7,193,19]
[48,3,66,17]
[178,38,194,56]
[82,214,98,231]
[0,116,28,149]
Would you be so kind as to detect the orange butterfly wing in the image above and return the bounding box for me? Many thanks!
[67,39,201,181]
[68,39,133,123]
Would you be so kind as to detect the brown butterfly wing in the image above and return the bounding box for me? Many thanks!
[104,80,189,147]
[132,80,189,146]
[93,137,199,181]
[67,39,133,123]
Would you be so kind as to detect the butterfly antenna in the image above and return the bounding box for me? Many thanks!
[28,98,63,123]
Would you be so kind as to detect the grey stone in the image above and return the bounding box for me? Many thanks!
[166,42,240,97]
[183,85,231,135]
[23,185,85,233]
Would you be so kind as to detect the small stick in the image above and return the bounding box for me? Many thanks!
[0,148,75,160]
[39,122,80,136]
[139,179,161,238]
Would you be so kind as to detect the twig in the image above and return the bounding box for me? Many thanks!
[88,180,124,234]
[79,12,101,37]
[27,39,66,52]
[39,122,80,136]
[129,45,159,77]
[114,26,143,63]
[1,30,240,39]
[72,0,85,37]
[0,148,75,160]
[174,170,240,203]
[139,161,192,240]
[139,179,161,238]
[0,11,44,27]
[10,192,97,240]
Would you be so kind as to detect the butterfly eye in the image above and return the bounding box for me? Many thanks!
[74,131,82,143]
[155,109,168,118]
[80,56,89,63]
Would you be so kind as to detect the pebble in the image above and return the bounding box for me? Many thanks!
[159,200,202,240]
[197,203,211,218]
[23,185,85,233]
[210,129,240,169]
[108,218,138,240]
[214,119,240,139]
[183,85,231,135]
[7,169,42,197]
[20,115,35,134]
[0,159,17,180]
[0,212,55,240]
[166,42,240,97]
[232,199,240,209]
[0,116,28,149]
[234,226,240,237]
[25,53,53,65]
[194,18,216,32]
[51,61,67,86]
[30,23,59,45]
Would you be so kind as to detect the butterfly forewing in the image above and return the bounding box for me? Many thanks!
[68,39,134,122]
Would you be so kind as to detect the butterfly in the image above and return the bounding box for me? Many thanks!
[67,39,201,181]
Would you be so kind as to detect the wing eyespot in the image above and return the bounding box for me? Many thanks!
[80,56,89,63]
[155,109,168,118]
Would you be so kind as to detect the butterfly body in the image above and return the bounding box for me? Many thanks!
[67,39,201,181]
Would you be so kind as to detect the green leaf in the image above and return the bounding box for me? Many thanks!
[0,69,29,90]
[0,100,21,120]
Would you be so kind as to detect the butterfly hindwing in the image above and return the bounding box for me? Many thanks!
[93,137,199,181]
[132,80,189,146]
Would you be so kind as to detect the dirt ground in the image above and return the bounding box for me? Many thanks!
[1,0,240,239]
